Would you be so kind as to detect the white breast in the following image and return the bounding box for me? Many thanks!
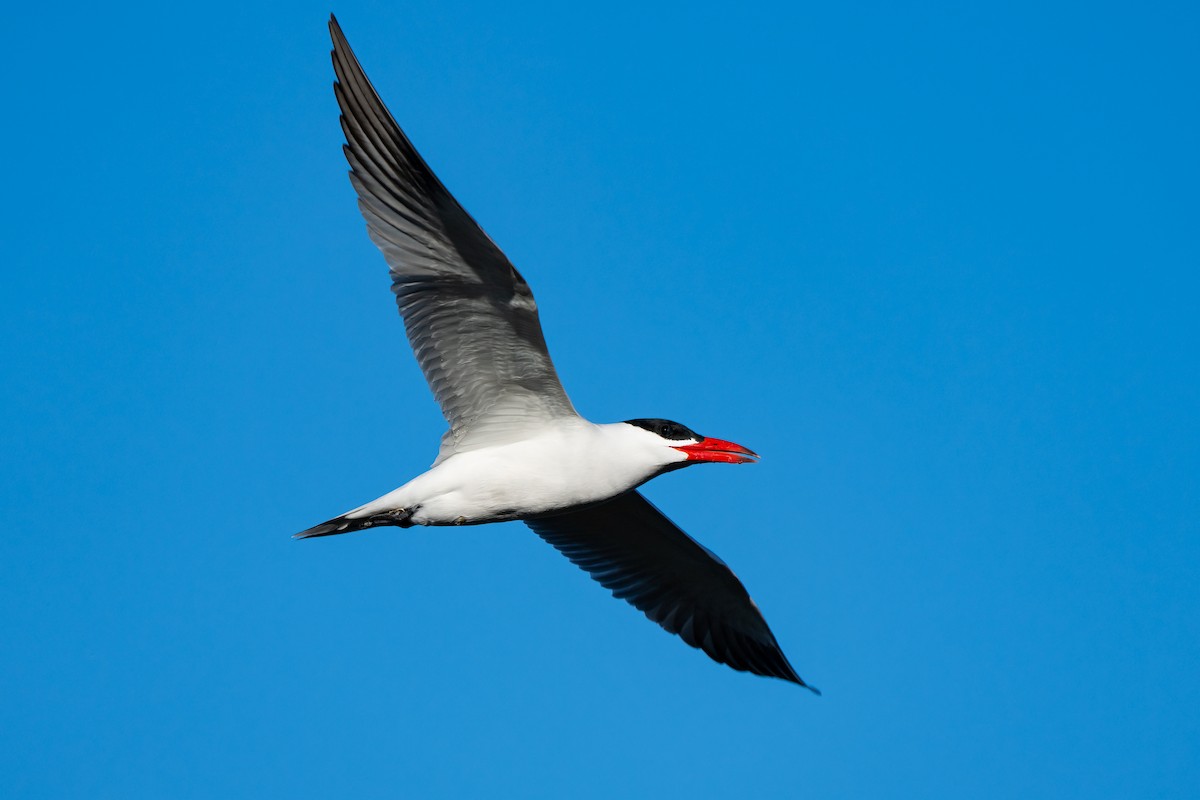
[348,420,681,526]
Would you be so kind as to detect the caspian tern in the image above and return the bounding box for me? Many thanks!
[297,15,817,691]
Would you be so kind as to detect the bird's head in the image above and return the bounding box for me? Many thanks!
[621,418,759,472]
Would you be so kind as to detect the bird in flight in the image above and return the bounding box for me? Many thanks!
[297,15,817,691]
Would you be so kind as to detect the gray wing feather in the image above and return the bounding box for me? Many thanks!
[330,17,577,454]
[526,491,818,690]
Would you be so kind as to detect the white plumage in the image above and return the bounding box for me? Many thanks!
[295,16,817,691]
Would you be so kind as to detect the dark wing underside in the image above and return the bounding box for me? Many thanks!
[526,491,817,690]
[330,16,577,458]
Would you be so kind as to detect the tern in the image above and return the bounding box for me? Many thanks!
[297,15,817,691]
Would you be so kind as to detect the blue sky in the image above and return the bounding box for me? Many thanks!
[2,1,1197,797]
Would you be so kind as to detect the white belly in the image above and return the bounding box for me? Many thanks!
[348,422,665,526]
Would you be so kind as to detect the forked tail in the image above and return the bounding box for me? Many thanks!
[293,507,414,539]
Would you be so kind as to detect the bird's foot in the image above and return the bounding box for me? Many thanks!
[364,508,415,529]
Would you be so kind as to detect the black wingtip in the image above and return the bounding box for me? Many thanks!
[778,665,820,694]
[783,663,821,694]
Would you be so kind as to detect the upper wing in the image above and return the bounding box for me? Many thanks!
[329,16,578,456]
[526,491,817,689]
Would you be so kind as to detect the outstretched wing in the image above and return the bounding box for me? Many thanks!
[330,16,578,457]
[526,491,817,689]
